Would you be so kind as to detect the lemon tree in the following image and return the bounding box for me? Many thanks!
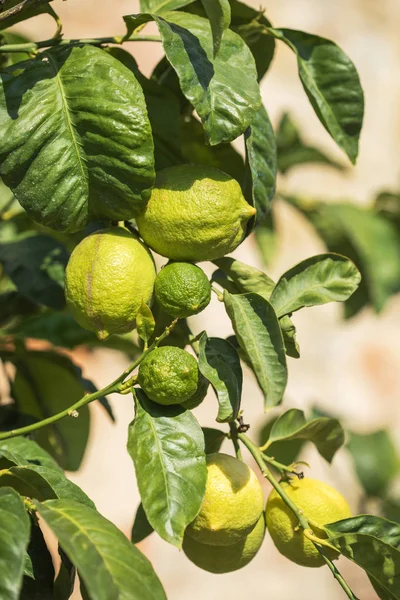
[0,2,396,600]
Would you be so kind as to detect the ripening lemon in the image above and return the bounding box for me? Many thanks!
[186,453,264,546]
[155,262,211,318]
[136,165,256,261]
[65,227,156,340]
[138,346,199,405]
[183,514,266,573]
[266,478,351,568]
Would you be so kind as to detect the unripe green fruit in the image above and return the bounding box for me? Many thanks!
[138,346,199,405]
[65,227,156,340]
[155,262,211,318]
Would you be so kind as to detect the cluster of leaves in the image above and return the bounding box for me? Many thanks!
[256,113,400,318]
[0,1,398,599]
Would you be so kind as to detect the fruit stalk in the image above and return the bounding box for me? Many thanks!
[0,320,177,441]
[237,432,358,600]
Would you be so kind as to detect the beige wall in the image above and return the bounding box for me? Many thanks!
[14,1,400,598]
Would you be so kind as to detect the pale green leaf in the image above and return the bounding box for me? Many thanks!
[140,0,195,12]
[270,253,361,318]
[37,499,166,600]
[136,302,155,345]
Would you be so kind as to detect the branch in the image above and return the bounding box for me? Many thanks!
[0,0,50,23]
[0,320,177,441]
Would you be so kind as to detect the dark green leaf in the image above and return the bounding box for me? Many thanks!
[229,0,275,81]
[267,408,344,463]
[21,521,54,600]
[0,234,68,309]
[53,546,75,600]
[369,575,398,600]
[0,45,154,232]
[0,463,94,506]
[276,112,345,174]
[326,515,400,598]
[223,291,287,408]
[136,302,155,346]
[181,115,244,180]
[244,103,277,224]
[37,499,166,600]
[0,291,37,327]
[202,427,226,454]
[11,350,90,471]
[0,437,62,472]
[0,32,34,70]
[127,389,206,548]
[214,257,275,300]
[0,487,31,600]
[268,29,364,163]
[125,11,261,145]
[382,498,400,525]
[131,503,154,544]
[270,253,361,318]
[200,0,231,56]
[347,430,399,498]
[198,333,242,423]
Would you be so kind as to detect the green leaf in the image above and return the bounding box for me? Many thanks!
[347,430,400,498]
[202,427,226,454]
[0,437,62,472]
[200,0,231,56]
[244,103,277,223]
[131,503,154,544]
[254,212,279,268]
[258,416,304,466]
[124,11,261,145]
[223,291,287,408]
[229,0,275,81]
[369,575,398,600]
[269,253,361,318]
[21,522,54,600]
[276,112,346,174]
[383,498,400,525]
[53,546,75,600]
[0,487,31,600]
[266,408,345,463]
[375,190,400,230]
[198,333,242,423]
[140,0,195,11]
[37,499,167,600]
[0,0,55,31]
[268,29,364,163]
[0,463,95,507]
[0,291,37,327]
[181,115,244,180]
[325,515,400,598]
[0,45,154,232]
[287,198,400,315]
[213,257,275,300]
[0,234,68,309]
[11,350,90,471]
[127,389,207,548]
[136,302,155,346]
[279,314,300,359]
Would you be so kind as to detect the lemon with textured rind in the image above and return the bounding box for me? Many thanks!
[183,513,266,573]
[266,477,351,568]
[136,165,256,261]
[65,227,156,340]
[138,346,199,405]
[186,453,264,546]
[155,262,211,318]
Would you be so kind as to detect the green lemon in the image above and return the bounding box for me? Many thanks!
[65,227,156,340]
[186,453,264,546]
[136,165,256,261]
[183,513,266,573]
[266,477,352,568]
[138,346,199,405]
[155,262,211,318]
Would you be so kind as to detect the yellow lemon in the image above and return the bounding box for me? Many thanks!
[266,477,351,568]
[186,453,264,546]
[136,165,256,261]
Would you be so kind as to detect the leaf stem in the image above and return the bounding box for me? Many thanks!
[237,432,360,600]
[0,320,177,441]
[261,453,302,476]
[229,422,243,460]
[0,33,161,54]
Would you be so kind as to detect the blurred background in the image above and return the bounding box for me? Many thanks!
[6,0,400,598]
